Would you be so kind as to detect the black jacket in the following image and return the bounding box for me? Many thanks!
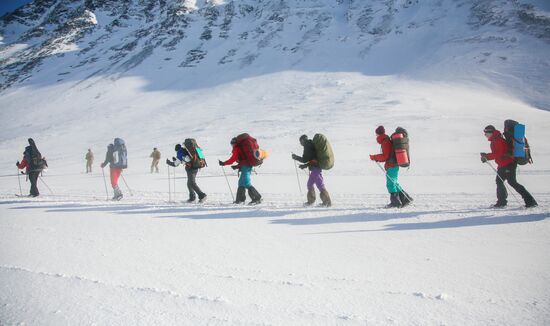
[295,140,318,168]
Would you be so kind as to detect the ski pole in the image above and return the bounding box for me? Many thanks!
[484,161,522,205]
[101,167,109,200]
[39,175,54,195]
[120,174,133,196]
[221,165,235,202]
[17,168,22,196]
[375,161,412,203]
[293,159,303,196]
[167,165,172,202]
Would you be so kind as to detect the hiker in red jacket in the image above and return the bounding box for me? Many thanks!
[370,126,412,208]
[481,125,537,208]
[219,137,262,205]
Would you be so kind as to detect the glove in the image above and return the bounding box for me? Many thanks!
[291,154,299,160]
[231,165,239,170]
[218,160,225,166]
[480,153,488,163]
[16,161,19,167]
[299,164,308,169]
[369,155,376,161]
[166,158,175,167]
[172,156,177,161]
[100,162,106,168]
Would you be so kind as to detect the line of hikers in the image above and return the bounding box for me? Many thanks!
[16,119,538,208]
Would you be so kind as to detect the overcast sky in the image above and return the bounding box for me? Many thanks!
[0,0,33,17]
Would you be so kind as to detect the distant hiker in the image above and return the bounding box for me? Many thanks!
[166,139,207,203]
[85,149,94,173]
[16,138,47,197]
[100,138,128,201]
[292,134,332,207]
[219,134,266,205]
[370,126,412,208]
[480,125,537,208]
[150,147,161,173]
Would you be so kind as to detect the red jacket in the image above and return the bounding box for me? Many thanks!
[486,130,514,167]
[17,158,29,173]
[372,134,396,170]
[223,144,244,167]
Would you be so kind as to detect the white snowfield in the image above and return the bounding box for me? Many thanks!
[1,0,550,325]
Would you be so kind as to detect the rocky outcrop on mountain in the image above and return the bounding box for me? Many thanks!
[0,0,549,103]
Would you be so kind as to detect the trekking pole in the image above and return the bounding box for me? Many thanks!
[484,161,522,205]
[167,165,172,202]
[101,167,109,200]
[221,165,235,202]
[16,168,22,196]
[374,161,412,203]
[293,159,303,196]
[173,167,177,201]
[120,174,133,196]
[39,175,54,195]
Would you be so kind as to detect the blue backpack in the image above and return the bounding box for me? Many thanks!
[504,120,532,165]
[112,138,128,169]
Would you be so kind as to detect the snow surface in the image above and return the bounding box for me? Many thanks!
[1,0,550,325]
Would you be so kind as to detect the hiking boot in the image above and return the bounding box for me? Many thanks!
[385,193,402,208]
[319,189,331,207]
[525,198,538,208]
[492,201,507,208]
[198,194,207,203]
[186,198,196,203]
[234,187,246,204]
[399,191,413,207]
[112,186,123,201]
[248,186,262,205]
[304,189,316,206]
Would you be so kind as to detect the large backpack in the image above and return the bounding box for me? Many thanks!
[390,127,410,168]
[112,138,128,169]
[183,138,207,169]
[27,138,47,171]
[312,133,334,170]
[504,119,532,165]
[235,133,265,167]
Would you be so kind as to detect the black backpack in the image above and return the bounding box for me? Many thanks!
[27,138,47,171]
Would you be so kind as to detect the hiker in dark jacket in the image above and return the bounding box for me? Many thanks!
[292,135,331,207]
[16,138,46,197]
[167,143,207,203]
[481,125,537,208]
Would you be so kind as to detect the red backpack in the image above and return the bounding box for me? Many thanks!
[235,133,263,166]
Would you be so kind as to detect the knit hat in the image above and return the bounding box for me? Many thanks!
[483,125,496,133]
[299,134,308,142]
[230,137,237,145]
[375,125,385,135]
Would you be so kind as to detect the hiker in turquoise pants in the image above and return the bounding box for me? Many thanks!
[386,166,403,193]
[369,126,412,208]
[239,166,252,188]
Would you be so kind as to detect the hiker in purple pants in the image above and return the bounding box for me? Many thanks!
[307,167,326,193]
[291,135,332,207]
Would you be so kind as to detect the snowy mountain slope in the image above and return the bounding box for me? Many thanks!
[1,0,550,325]
[1,0,550,105]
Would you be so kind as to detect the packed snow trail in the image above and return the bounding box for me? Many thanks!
[1,191,549,325]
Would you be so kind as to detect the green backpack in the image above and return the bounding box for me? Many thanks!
[312,133,334,170]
